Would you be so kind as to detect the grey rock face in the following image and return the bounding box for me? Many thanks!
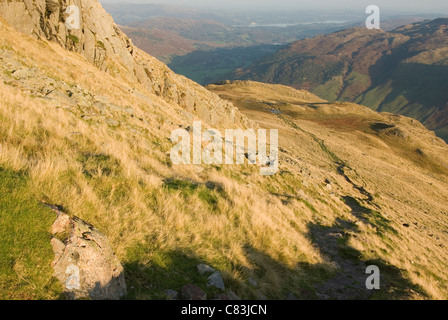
[48,205,127,300]
[196,263,216,276]
[207,271,225,291]
[227,290,242,300]
[248,277,259,288]
[165,289,179,300]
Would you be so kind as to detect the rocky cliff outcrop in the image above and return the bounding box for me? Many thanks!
[0,0,246,128]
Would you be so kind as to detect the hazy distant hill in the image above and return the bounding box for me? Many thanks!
[120,16,357,84]
[101,2,225,25]
[230,19,448,141]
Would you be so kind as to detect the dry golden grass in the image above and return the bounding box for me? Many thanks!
[209,81,448,299]
[0,21,327,300]
[1,17,448,300]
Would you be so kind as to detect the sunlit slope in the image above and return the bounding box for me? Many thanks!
[1,6,448,300]
[0,15,402,300]
[208,80,448,299]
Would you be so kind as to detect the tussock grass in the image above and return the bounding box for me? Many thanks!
[0,40,322,299]
[1,20,448,300]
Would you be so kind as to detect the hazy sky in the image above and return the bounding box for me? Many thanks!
[99,0,448,13]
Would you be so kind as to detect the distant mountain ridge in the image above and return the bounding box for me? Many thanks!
[230,18,448,141]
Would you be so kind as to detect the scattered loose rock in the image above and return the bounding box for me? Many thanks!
[197,263,216,276]
[248,277,259,288]
[207,272,225,291]
[286,292,298,300]
[165,289,179,300]
[181,284,207,300]
[227,290,242,300]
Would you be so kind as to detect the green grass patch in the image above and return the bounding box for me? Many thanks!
[301,199,317,214]
[337,236,362,260]
[342,196,397,235]
[313,77,342,101]
[124,244,222,299]
[96,41,106,50]
[67,35,79,44]
[76,152,121,178]
[0,167,62,299]
[163,178,220,209]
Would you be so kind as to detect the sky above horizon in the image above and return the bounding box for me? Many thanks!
[98,0,448,13]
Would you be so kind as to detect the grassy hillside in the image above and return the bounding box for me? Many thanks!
[1,9,448,300]
[230,19,448,142]
[208,81,448,299]
[0,18,331,300]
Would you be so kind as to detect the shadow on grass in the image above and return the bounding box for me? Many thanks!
[119,186,426,301]
[237,245,333,300]
[123,248,224,300]
[120,215,428,300]
[163,178,229,210]
[341,196,397,236]
[307,217,427,300]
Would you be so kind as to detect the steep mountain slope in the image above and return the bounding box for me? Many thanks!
[1,0,448,301]
[0,0,242,128]
[230,19,448,141]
